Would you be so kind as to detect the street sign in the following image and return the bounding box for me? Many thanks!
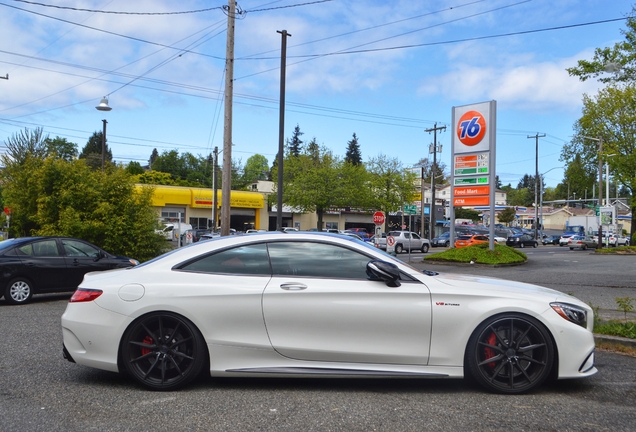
[373,211,385,226]
[404,205,417,215]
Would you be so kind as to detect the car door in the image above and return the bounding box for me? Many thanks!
[15,239,69,291]
[262,240,432,365]
[60,239,116,287]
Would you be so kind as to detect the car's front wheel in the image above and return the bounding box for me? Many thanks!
[5,278,33,305]
[121,312,207,391]
[533,242,538,248]
[466,313,554,394]
[520,243,525,248]
[421,244,429,253]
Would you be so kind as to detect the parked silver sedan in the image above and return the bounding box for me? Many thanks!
[568,235,597,250]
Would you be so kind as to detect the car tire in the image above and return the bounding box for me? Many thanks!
[445,241,450,247]
[121,312,207,391]
[520,243,525,248]
[395,244,403,254]
[5,277,34,305]
[465,313,554,394]
[533,242,538,248]
[569,247,574,250]
[582,244,588,250]
[421,244,429,253]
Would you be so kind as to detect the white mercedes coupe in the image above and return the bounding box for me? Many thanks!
[61,232,596,394]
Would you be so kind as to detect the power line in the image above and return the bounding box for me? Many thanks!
[10,0,224,15]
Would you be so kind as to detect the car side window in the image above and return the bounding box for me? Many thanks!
[18,240,60,257]
[268,241,370,279]
[62,240,100,257]
[180,243,271,275]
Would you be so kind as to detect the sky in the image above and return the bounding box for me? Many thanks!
[0,0,633,189]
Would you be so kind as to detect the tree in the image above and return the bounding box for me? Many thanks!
[497,207,517,225]
[287,124,304,156]
[567,7,636,84]
[415,157,448,184]
[1,157,165,261]
[150,150,212,187]
[45,136,77,161]
[275,144,352,230]
[126,161,145,175]
[366,154,418,230]
[561,84,636,238]
[79,131,112,169]
[149,148,159,168]
[454,207,480,222]
[3,127,48,165]
[241,154,269,186]
[345,133,362,165]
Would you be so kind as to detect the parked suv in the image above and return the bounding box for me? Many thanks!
[386,231,430,254]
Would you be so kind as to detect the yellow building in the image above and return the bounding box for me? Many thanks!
[140,184,267,231]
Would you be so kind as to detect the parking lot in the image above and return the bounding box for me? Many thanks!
[1,249,635,431]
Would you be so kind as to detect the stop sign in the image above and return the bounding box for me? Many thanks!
[373,211,385,226]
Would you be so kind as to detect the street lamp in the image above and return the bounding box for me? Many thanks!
[539,166,563,234]
[582,135,604,248]
[95,97,112,171]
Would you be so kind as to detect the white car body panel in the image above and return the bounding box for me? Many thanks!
[61,232,597,388]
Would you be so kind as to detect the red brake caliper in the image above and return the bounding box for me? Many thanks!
[141,336,153,356]
[484,332,497,369]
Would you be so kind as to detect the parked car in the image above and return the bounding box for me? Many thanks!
[0,237,138,305]
[542,235,560,245]
[386,231,430,253]
[506,234,538,248]
[608,234,630,247]
[454,234,489,248]
[61,231,597,394]
[568,235,598,251]
[347,227,370,238]
[432,231,451,247]
[559,230,583,246]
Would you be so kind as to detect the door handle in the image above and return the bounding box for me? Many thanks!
[280,283,307,291]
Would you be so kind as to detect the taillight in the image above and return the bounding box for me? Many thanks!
[70,288,103,303]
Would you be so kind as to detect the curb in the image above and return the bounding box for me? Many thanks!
[594,333,636,350]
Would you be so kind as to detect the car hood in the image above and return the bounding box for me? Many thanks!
[428,272,575,301]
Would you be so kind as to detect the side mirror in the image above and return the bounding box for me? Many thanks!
[366,259,401,287]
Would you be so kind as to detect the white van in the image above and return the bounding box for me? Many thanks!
[159,222,193,241]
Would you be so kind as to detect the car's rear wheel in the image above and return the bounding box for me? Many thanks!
[395,244,403,254]
[121,312,206,391]
[466,314,554,394]
[582,244,588,250]
[5,278,33,305]
[520,243,525,248]
[421,244,429,253]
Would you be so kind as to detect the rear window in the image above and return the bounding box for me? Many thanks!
[458,235,472,240]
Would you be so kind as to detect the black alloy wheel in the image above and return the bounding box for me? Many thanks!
[121,312,206,390]
[5,277,34,305]
[466,314,554,394]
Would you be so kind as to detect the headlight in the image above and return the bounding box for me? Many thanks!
[550,302,588,328]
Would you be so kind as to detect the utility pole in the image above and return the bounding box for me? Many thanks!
[276,29,291,231]
[528,133,545,241]
[425,123,445,241]
[220,0,236,237]
[212,146,219,232]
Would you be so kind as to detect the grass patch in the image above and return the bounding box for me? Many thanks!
[594,322,636,339]
[595,245,636,254]
[423,243,527,265]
